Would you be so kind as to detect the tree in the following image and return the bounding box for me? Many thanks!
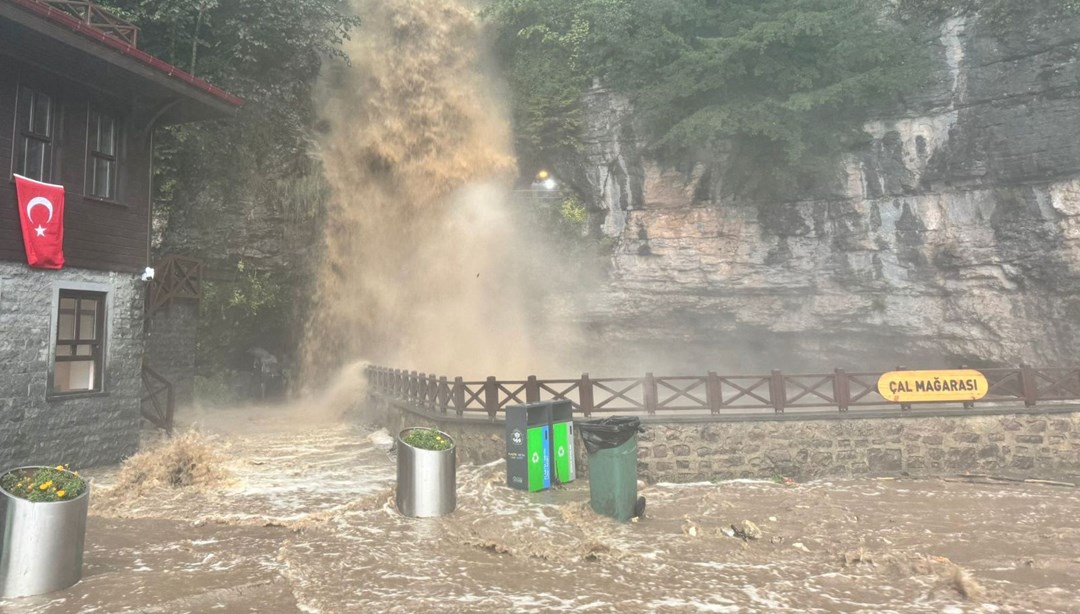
[97,0,359,384]
[485,0,933,197]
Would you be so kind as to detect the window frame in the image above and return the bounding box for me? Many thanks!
[49,285,110,399]
[15,85,56,183]
[86,107,119,201]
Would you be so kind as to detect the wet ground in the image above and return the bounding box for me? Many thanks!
[2,409,1079,613]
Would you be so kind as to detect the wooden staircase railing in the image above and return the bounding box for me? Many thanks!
[146,255,204,318]
[141,365,175,434]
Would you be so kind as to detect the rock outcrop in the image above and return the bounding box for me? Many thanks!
[577,13,1080,373]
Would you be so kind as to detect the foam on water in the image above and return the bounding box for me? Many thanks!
[6,417,1080,613]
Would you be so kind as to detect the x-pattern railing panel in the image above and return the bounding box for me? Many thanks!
[1034,369,1080,399]
[846,373,880,403]
[784,374,836,405]
[498,382,527,408]
[592,379,644,410]
[718,376,771,406]
[657,377,707,409]
[538,380,581,410]
[983,370,1023,399]
[462,382,485,410]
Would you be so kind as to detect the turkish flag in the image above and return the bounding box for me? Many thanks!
[14,174,65,269]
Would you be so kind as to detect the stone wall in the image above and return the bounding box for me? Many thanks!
[636,411,1080,483]
[144,300,198,411]
[0,263,144,469]
[373,395,1080,483]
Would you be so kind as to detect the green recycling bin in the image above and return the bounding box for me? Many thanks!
[580,416,645,522]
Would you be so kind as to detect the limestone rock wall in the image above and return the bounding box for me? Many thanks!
[577,13,1080,373]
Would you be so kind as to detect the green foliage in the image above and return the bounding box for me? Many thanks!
[483,0,627,167]
[1,466,87,502]
[95,0,358,377]
[197,259,284,380]
[560,196,588,228]
[402,428,453,451]
[485,0,934,198]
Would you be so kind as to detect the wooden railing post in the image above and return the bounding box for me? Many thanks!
[644,373,658,416]
[579,373,594,417]
[410,371,419,403]
[438,376,449,414]
[484,376,499,420]
[418,373,427,406]
[453,377,465,416]
[165,380,175,435]
[706,371,721,415]
[526,375,540,403]
[770,369,785,413]
[833,368,850,412]
[1020,363,1038,407]
[429,373,438,408]
[897,365,911,411]
[393,369,401,398]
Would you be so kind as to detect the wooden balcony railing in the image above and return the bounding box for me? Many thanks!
[33,0,140,46]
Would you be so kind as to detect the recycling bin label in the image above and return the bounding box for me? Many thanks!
[553,420,576,483]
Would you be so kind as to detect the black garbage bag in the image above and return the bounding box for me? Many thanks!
[578,416,643,455]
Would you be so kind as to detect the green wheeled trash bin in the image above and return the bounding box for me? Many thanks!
[580,416,645,522]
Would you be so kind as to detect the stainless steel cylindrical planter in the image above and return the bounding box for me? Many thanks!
[0,468,89,599]
[396,429,456,518]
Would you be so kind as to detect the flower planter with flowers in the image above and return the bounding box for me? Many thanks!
[396,428,456,518]
[0,465,89,598]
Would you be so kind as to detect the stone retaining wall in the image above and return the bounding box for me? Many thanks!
[372,395,1080,483]
[144,300,197,411]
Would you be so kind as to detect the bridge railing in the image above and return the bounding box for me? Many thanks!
[367,365,1080,420]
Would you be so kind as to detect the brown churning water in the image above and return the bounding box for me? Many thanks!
[301,0,580,383]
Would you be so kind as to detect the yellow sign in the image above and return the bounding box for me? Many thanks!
[877,369,988,403]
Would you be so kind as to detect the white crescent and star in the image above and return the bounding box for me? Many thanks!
[26,196,54,237]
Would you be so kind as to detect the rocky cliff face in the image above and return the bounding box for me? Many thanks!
[577,13,1080,373]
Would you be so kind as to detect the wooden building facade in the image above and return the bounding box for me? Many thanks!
[0,0,240,468]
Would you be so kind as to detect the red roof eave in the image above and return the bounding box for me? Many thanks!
[6,0,243,107]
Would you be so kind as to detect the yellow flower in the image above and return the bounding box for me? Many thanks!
[55,465,65,471]
[39,481,52,491]
[56,490,66,498]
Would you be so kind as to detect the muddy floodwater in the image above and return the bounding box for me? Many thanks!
[2,411,1079,613]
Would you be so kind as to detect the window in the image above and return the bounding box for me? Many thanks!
[53,291,106,395]
[88,110,118,199]
[15,87,55,182]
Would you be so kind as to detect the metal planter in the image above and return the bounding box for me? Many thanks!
[396,429,456,518]
[0,467,89,599]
